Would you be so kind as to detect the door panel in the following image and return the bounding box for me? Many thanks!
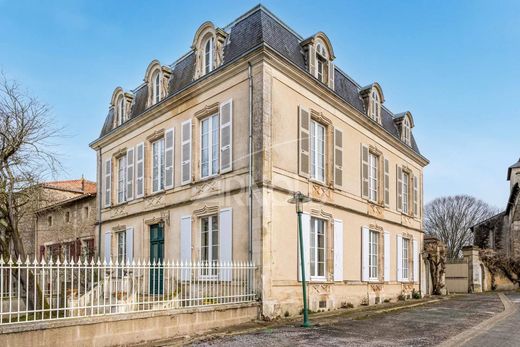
[149,224,164,294]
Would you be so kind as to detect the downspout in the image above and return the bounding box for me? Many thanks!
[247,62,253,264]
[97,148,102,259]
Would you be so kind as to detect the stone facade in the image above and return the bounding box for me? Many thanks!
[18,179,97,260]
[90,6,429,318]
[472,158,520,258]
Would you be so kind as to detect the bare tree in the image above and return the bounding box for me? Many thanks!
[424,195,498,260]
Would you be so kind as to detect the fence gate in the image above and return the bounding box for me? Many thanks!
[445,260,469,293]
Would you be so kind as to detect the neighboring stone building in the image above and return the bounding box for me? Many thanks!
[90,5,429,318]
[18,179,97,260]
[472,158,520,257]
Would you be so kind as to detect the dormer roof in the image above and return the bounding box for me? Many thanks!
[507,158,520,181]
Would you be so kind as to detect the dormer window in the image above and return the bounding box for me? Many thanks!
[301,33,335,89]
[316,42,328,83]
[402,117,411,146]
[117,95,125,126]
[152,69,161,105]
[370,90,381,123]
[203,36,214,75]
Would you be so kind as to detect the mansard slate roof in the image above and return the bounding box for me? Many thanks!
[98,5,421,154]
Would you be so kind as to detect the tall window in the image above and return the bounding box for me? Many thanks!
[370,90,381,122]
[368,153,378,202]
[117,155,127,203]
[310,120,325,182]
[152,138,165,193]
[369,230,378,280]
[203,37,214,75]
[200,114,219,178]
[117,231,126,264]
[152,70,161,105]
[402,238,409,280]
[117,95,124,126]
[48,215,53,227]
[316,43,328,83]
[402,171,409,214]
[201,215,219,276]
[310,218,326,279]
[402,117,411,145]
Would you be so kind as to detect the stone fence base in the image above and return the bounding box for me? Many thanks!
[0,303,259,347]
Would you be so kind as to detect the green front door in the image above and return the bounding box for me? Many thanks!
[149,224,164,294]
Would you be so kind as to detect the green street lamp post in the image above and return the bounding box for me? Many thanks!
[288,191,311,328]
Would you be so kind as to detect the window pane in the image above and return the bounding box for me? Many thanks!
[211,115,219,175]
[201,118,209,177]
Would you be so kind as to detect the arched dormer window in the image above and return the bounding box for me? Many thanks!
[300,32,335,88]
[370,89,381,123]
[152,69,161,105]
[117,94,125,125]
[402,117,411,145]
[110,87,132,129]
[203,36,214,75]
[316,42,328,83]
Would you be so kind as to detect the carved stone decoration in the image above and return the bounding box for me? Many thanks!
[367,202,384,219]
[402,214,412,226]
[310,283,331,295]
[111,205,127,218]
[144,194,164,209]
[369,223,383,232]
[310,183,331,201]
[370,284,383,292]
[194,180,219,197]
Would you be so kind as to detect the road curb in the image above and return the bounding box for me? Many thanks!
[437,293,516,347]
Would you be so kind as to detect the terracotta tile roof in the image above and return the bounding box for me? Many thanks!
[43,179,97,194]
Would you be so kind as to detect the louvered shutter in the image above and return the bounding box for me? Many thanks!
[413,239,419,283]
[397,235,403,282]
[308,45,316,77]
[126,227,134,263]
[180,215,192,281]
[219,208,233,281]
[384,158,390,206]
[164,128,174,189]
[104,158,112,207]
[126,148,134,201]
[104,231,111,263]
[361,227,369,282]
[397,166,403,211]
[334,127,343,188]
[220,100,233,173]
[333,219,343,282]
[384,231,390,282]
[298,106,310,177]
[328,62,335,89]
[413,175,418,217]
[361,145,369,198]
[135,142,144,198]
[298,213,311,282]
[181,120,192,185]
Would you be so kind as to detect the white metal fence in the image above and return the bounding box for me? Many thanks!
[0,257,256,325]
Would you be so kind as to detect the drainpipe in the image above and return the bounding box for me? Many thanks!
[247,62,254,290]
[97,148,102,260]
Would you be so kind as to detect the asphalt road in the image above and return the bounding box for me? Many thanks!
[187,293,507,346]
[460,292,520,347]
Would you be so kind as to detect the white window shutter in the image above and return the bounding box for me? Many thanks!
[361,227,369,282]
[298,106,310,177]
[164,128,174,189]
[333,219,344,282]
[413,239,419,283]
[397,166,403,211]
[384,158,390,206]
[308,45,316,77]
[328,62,335,89]
[126,148,134,201]
[361,145,369,199]
[104,231,111,263]
[397,235,403,282]
[181,120,192,185]
[413,175,418,217]
[180,215,192,281]
[219,208,233,281]
[219,100,233,173]
[125,227,134,263]
[298,213,311,281]
[135,142,145,198]
[104,158,112,207]
[384,231,390,282]
[334,128,343,189]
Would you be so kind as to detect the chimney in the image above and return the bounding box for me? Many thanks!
[81,174,85,192]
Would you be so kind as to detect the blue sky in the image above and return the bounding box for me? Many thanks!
[1,1,519,209]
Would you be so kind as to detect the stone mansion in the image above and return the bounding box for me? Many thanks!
[90,5,429,317]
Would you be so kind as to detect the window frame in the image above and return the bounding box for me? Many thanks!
[370,90,381,123]
[151,137,165,193]
[117,154,127,204]
[402,237,410,281]
[310,217,327,281]
[402,171,410,214]
[200,214,219,278]
[203,36,214,75]
[151,70,161,105]
[368,152,379,202]
[200,113,220,179]
[310,119,326,183]
[117,231,127,265]
[368,230,379,280]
